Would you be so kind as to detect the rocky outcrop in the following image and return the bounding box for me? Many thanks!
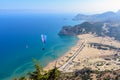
[58,22,120,41]
[58,22,104,36]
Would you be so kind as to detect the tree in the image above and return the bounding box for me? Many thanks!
[47,67,61,80]
[15,59,61,80]
[19,77,27,80]
[28,59,48,80]
[14,76,27,80]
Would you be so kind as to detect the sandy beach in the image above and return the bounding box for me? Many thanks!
[44,34,120,72]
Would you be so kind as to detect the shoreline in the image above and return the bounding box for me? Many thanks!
[44,34,93,71]
[44,35,81,71]
[44,34,120,72]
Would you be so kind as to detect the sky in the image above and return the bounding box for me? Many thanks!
[0,0,120,14]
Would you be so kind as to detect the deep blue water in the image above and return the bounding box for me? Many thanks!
[0,13,81,80]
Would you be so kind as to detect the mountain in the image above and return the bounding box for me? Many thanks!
[59,22,103,36]
[117,10,120,15]
[73,10,120,22]
[58,22,120,41]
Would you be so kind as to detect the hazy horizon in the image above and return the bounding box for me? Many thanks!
[0,0,120,14]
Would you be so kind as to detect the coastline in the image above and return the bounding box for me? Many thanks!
[44,35,81,71]
[44,34,120,72]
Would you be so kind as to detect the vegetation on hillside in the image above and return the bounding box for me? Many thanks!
[14,59,61,80]
[58,22,104,36]
[59,21,120,41]
[14,59,120,80]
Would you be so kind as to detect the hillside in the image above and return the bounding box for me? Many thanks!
[15,62,120,80]
[73,10,120,22]
[58,22,120,41]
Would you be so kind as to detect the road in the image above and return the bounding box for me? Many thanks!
[58,41,85,72]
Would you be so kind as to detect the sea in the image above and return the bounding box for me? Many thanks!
[0,13,81,80]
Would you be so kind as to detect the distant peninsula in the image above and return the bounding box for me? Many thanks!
[73,10,120,22]
[59,22,120,41]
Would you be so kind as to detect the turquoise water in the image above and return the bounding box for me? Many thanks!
[0,13,81,80]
